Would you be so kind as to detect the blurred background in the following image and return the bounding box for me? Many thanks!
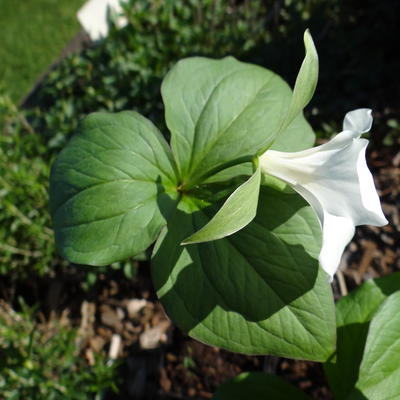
[0,0,399,398]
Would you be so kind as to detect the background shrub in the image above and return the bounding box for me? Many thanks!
[0,96,57,280]
[30,0,271,149]
[30,0,400,149]
[0,300,118,399]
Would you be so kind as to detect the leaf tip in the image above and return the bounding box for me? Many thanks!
[303,29,318,64]
[180,238,193,246]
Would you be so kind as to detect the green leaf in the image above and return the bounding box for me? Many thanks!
[213,372,312,400]
[162,56,305,187]
[279,29,319,134]
[324,273,400,399]
[182,164,261,244]
[271,112,315,152]
[152,184,335,361]
[50,111,179,266]
[350,291,400,400]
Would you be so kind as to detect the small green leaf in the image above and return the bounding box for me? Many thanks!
[202,162,253,184]
[324,273,400,399]
[152,184,335,361]
[279,29,318,134]
[213,372,312,400]
[350,292,400,399]
[50,111,179,266]
[182,164,260,244]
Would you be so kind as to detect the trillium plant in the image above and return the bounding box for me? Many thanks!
[50,31,387,362]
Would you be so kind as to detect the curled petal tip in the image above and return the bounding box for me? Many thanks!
[343,108,373,134]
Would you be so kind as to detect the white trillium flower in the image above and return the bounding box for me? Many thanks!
[260,109,388,278]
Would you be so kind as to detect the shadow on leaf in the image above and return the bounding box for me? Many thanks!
[152,184,321,334]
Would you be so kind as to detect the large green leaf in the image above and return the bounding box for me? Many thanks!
[270,112,315,152]
[162,56,301,186]
[324,273,400,399]
[350,291,400,400]
[182,165,261,244]
[152,184,335,361]
[50,111,179,266]
[213,372,312,400]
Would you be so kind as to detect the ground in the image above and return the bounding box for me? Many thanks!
[0,0,84,102]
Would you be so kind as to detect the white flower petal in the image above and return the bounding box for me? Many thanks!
[274,175,356,278]
[319,213,355,279]
[260,108,387,277]
[357,146,387,223]
[77,0,128,41]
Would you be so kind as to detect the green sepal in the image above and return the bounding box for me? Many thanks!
[182,163,261,244]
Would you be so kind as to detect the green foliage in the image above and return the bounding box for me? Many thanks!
[182,165,261,244]
[324,272,400,399]
[352,292,400,399]
[160,56,313,184]
[50,111,179,266]
[172,33,318,247]
[277,29,318,137]
[383,118,400,147]
[213,274,400,399]
[23,0,400,148]
[30,0,271,149]
[0,97,139,282]
[213,372,311,400]
[1,0,274,283]
[1,0,397,389]
[152,184,334,360]
[0,0,84,102]
[0,96,57,278]
[50,50,337,360]
[0,300,118,399]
